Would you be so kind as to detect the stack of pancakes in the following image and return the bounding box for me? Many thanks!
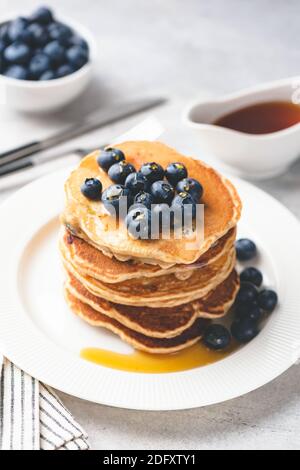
[60,141,242,354]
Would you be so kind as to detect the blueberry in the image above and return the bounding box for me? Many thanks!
[258,289,278,313]
[81,178,102,201]
[7,18,28,42]
[3,65,28,80]
[240,267,263,287]
[236,282,258,306]
[236,238,257,261]
[152,203,174,232]
[133,191,154,209]
[125,172,149,195]
[0,24,9,44]
[108,161,136,185]
[176,177,204,202]
[126,206,152,240]
[171,192,197,219]
[236,303,262,322]
[231,318,259,344]
[29,53,51,79]
[4,42,31,65]
[68,35,88,51]
[56,64,74,78]
[97,148,125,172]
[0,39,6,54]
[102,184,132,214]
[66,45,88,70]
[44,40,65,66]
[30,7,53,25]
[165,162,188,187]
[203,324,231,351]
[39,69,56,80]
[27,23,49,47]
[140,162,164,184]
[151,181,175,205]
[48,22,72,45]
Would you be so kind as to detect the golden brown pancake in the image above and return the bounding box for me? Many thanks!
[62,141,242,266]
[66,269,239,338]
[65,288,209,354]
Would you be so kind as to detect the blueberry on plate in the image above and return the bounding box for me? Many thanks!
[140,162,164,184]
[68,35,88,51]
[29,53,51,79]
[171,192,197,222]
[236,238,257,261]
[7,17,28,43]
[39,69,56,80]
[151,181,175,205]
[240,267,263,287]
[102,184,132,214]
[134,191,154,210]
[203,324,231,351]
[44,40,65,66]
[30,7,54,25]
[81,178,102,201]
[97,148,125,172]
[236,303,262,322]
[4,42,31,65]
[176,177,204,202]
[3,65,28,80]
[56,64,74,78]
[108,161,136,185]
[66,45,88,70]
[126,206,152,240]
[27,23,49,47]
[258,289,278,313]
[236,282,258,306]
[48,22,72,45]
[231,318,259,344]
[125,172,149,195]
[165,162,188,187]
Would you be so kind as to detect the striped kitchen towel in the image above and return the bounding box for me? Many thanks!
[0,357,90,450]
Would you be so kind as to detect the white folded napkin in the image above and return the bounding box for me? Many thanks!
[0,357,90,450]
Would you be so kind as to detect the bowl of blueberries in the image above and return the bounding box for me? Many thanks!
[0,6,96,112]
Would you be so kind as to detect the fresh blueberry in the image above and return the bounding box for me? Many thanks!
[56,64,74,78]
[66,45,88,70]
[44,40,65,66]
[165,162,188,187]
[240,267,263,287]
[0,55,4,73]
[68,35,88,51]
[27,23,49,47]
[3,65,28,80]
[140,162,164,184]
[102,184,132,214]
[151,181,175,205]
[0,24,9,44]
[4,42,31,65]
[125,172,149,195]
[7,18,28,42]
[176,177,204,202]
[29,53,51,79]
[231,318,259,344]
[236,238,257,261]
[39,69,56,80]
[133,191,154,209]
[97,148,125,172]
[126,206,152,240]
[258,289,278,313]
[81,178,102,201]
[48,22,72,45]
[152,203,174,233]
[0,39,6,54]
[203,324,231,351]
[30,7,54,25]
[171,192,197,219]
[236,303,262,322]
[236,282,258,306]
[108,161,136,185]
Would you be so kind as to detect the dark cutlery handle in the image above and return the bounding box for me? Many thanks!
[0,142,41,166]
[0,158,33,177]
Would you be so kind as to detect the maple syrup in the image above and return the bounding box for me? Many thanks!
[81,342,238,374]
[214,101,300,135]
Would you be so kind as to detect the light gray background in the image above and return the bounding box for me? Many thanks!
[0,0,300,450]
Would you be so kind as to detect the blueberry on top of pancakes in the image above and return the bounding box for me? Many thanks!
[81,178,102,201]
[140,162,164,184]
[125,172,149,195]
[102,184,132,213]
[151,180,175,205]
[108,160,136,185]
[165,162,188,187]
[97,148,125,172]
[176,177,203,202]
[171,191,197,218]
[126,205,152,240]
[134,191,154,209]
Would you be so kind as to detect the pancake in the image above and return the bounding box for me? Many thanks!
[60,226,236,283]
[64,289,209,354]
[65,269,239,338]
[61,245,236,308]
[62,141,242,266]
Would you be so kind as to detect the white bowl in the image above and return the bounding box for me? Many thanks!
[0,17,96,113]
[183,77,300,179]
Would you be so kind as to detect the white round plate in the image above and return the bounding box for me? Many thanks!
[0,168,300,411]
